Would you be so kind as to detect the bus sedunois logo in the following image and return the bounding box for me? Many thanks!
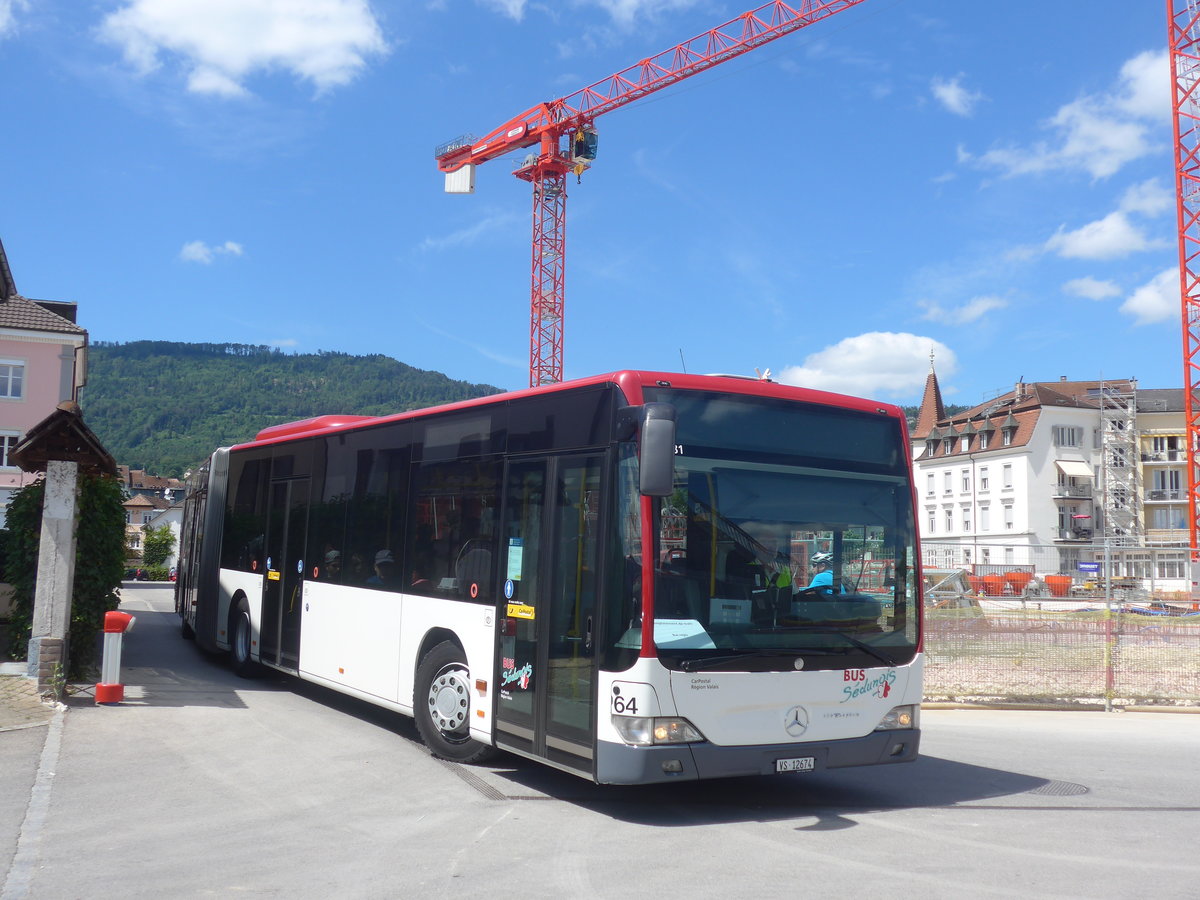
[784,705,809,737]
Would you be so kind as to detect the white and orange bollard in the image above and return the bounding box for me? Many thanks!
[95,610,136,704]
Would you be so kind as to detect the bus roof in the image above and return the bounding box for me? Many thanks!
[234,370,907,452]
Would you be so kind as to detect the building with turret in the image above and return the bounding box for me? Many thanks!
[912,365,1187,595]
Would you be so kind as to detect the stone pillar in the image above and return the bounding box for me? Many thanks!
[26,459,80,696]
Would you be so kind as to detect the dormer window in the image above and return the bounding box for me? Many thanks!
[943,437,953,454]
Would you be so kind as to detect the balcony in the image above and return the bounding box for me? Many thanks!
[1141,451,1184,463]
[1146,489,1184,502]
[1056,527,1093,542]
[1051,482,1092,498]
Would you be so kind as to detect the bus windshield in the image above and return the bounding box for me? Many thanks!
[613,388,919,672]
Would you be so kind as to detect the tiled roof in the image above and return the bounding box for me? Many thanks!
[913,370,945,440]
[914,378,1145,463]
[0,292,86,336]
[0,237,15,300]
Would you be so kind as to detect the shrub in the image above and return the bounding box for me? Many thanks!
[4,473,128,679]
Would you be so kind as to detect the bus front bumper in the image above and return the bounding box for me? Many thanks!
[594,728,920,785]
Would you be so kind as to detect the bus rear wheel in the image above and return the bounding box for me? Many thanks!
[415,641,495,764]
[230,602,260,678]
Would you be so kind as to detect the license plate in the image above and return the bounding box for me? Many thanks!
[776,756,815,773]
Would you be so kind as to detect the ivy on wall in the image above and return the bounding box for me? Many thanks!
[4,474,128,679]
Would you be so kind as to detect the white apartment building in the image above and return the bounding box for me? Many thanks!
[911,370,1188,594]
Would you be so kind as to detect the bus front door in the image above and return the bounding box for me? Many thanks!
[260,477,309,671]
[495,455,604,777]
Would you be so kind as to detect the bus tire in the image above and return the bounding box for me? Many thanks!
[181,617,195,641]
[230,601,260,678]
[415,641,495,764]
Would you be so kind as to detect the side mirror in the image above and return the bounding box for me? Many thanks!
[639,402,677,496]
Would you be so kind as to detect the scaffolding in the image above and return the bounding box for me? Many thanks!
[1099,383,1142,546]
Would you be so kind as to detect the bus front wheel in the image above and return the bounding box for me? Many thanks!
[415,641,495,764]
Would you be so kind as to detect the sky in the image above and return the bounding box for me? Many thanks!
[0,0,1184,407]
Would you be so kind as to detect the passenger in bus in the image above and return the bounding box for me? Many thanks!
[807,552,835,594]
[346,552,370,583]
[410,564,431,590]
[322,550,342,582]
[368,550,397,587]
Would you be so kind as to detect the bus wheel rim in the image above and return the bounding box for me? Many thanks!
[427,665,470,737]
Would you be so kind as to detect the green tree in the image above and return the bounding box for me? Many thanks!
[4,474,128,679]
[142,524,175,568]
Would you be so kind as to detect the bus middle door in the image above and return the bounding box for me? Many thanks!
[260,476,309,671]
[495,455,604,777]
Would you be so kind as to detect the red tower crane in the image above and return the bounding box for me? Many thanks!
[435,0,868,387]
[1169,0,1200,577]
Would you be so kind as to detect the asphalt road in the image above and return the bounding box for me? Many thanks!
[3,584,1199,899]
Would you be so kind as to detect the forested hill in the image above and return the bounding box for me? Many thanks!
[82,341,503,477]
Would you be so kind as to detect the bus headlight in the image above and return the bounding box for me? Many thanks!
[612,716,705,746]
[874,705,917,731]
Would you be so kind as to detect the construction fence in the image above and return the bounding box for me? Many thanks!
[919,541,1200,707]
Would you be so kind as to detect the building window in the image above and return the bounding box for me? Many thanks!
[960,436,970,452]
[961,469,970,493]
[1002,464,1013,489]
[979,432,990,450]
[925,440,937,456]
[980,505,990,531]
[1004,504,1014,529]
[943,437,953,454]
[0,433,19,468]
[943,472,952,495]
[945,509,953,532]
[0,362,24,400]
[981,548,991,563]
[1002,429,1014,446]
[1053,426,1082,447]
[124,511,131,524]
[926,473,935,497]
[928,511,936,533]
[142,513,155,524]
[979,467,989,491]
[962,507,971,531]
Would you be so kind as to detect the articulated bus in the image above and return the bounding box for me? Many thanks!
[175,371,922,784]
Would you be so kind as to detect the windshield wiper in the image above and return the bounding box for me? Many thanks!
[804,629,898,667]
[677,649,805,672]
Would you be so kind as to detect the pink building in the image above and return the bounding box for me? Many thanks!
[0,238,88,522]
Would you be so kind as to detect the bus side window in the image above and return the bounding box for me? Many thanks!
[408,459,501,603]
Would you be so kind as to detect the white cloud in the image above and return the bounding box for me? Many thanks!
[1120,268,1178,325]
[1119,178,1172,217]
[931,74,983,117]
[180,240,244,263]
[919,295,1006,325]
[1063,277,1120,300]
[965,49,1167,179]
[1044,211,1163,260]
[99,0,387,97]
[477,0,526,20]
[595,0,704,27]
[418,211,521,252]
[0,0,29,38]
[777,333,957,400]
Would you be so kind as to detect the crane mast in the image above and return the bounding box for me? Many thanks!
[435,0,868,386]
[1169,0,1200,576]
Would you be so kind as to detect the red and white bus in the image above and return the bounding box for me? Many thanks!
[175,371,922,784]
